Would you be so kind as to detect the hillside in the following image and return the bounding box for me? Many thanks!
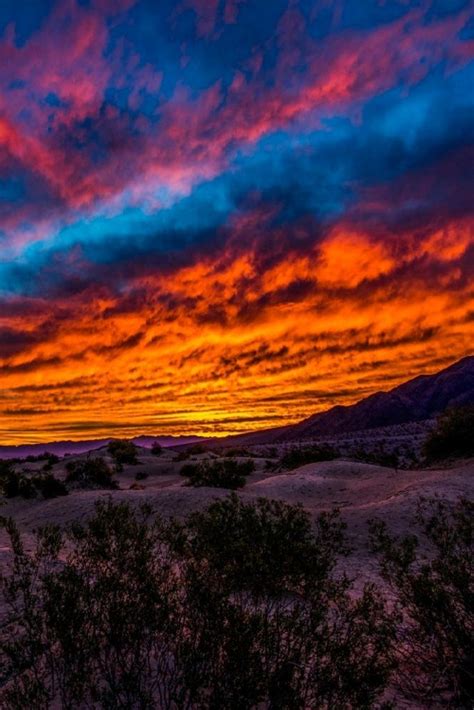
[211,355,474,446]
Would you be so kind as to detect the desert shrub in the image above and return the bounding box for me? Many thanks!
[24,452,59,465]
[0,498,396,709]
[280,444,337,470]
[224,448,252,458]
[33,474,68,499]
[175,444,206,462]
[180,458,255,489]
[0,501,177,708]
[0,459,15,481]
[175,450,189,461]
[183,493,348,596]
[424,405,474,461]
[186,444,206,456]
[135,470,149,481]
[40,454,59,473]
[1,464,68,500]
[65,457,117,489]
[370,497,474,707]
[107,439,139,467]
[354,448,399,469]
[179,462,199,478]
[1,472,37,499]
[151,442,163,456]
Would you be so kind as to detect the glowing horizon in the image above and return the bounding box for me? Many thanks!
[1,0,473,446]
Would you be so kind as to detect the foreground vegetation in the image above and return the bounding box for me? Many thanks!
[180,458,255,488]
[0,460,68,500]
[370,497,473,707]
[280,444,337,470]
[424,405,474,461]
[0,494,472,708]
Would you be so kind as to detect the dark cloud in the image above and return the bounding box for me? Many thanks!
[0,0,473,441]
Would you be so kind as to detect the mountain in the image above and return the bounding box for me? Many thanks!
[2,357,473,457]
[212,355,474,445]
[291,355,474,437]
[0,435,204,460]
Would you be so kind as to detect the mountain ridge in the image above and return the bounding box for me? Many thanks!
[0,435,204,460]
[1,356,472,456]
[209,355,474,446]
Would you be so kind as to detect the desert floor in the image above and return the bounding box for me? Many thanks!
[1,446,472,708]
[1,446,472,583]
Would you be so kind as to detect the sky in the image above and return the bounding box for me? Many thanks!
[0,0,473,445]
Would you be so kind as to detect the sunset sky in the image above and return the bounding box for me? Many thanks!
[0,0,473,444]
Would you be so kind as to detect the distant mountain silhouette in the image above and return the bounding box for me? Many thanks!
[0,435,204,460]
[213,355,474,445]
[292,355,474,438]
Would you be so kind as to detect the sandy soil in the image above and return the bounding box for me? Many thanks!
[1,447,472,577]
[1,447,472,709]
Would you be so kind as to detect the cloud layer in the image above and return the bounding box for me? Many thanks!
[0,0,473,443]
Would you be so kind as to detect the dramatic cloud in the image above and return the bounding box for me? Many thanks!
[0,0,473,443]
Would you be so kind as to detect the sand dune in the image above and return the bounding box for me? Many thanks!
[1,453,472,581]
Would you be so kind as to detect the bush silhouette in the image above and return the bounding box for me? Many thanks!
[20,453,60,473]
[424,405,474,461]
[183,493,348,596]
[1,497,396,708]
[1,471,37,499]
[135,470,149,481]
[175,445,207,462]
[107,439,139,467]
[180,458,255,488]
[0,460,15,486]
[354,448,400,469]
[1,459,68,500]
[151,441,163,456]
[65,457,117,489]
[223,447,253,457]
[370,497,474,707]
[280,444,337,469]
[33,474,68,499]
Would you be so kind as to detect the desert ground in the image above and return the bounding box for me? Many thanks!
[0,441,472,709]
[1,443,472,584]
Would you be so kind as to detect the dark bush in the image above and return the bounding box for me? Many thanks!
[354,448,399,469]
[370,497,474,707]
[186,444,206,456]
[107,439,139,467]
[280,444,337,469]
[135,470,149,481]
[180,458,255,489]
[184,493,348,596]
[65,457,117,489]
[150,441,163,456]
[0,459,15,481]
[175,450,189,461]
[1,459,68,500]
[224,447,252,458]
[424,405,474,461]
[24,452,59,464]
[1,472,37,499]
[175,444,206,462]
[179,462,198,478]
[0,498,396,709]
[33,474,68,499]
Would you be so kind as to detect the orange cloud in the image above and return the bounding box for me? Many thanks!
[317,229,395,287]
[1,214,473,445]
